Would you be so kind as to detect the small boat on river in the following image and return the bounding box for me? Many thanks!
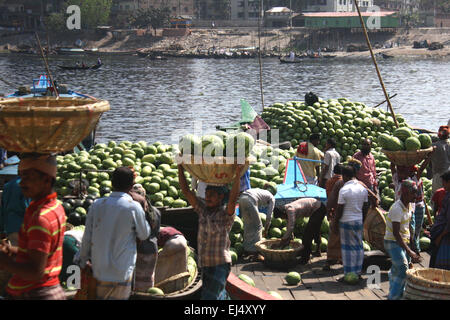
[279,57,303,64]
[5,74,95,99]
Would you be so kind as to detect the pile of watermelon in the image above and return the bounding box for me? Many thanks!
[56,138,294,224]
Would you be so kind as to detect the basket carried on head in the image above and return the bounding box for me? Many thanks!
[176,154,252,185]
[381,147,433,167]
[0,97,110,153]
[155,271,190,295]
[255,239,303,268]
[404,268,450,300]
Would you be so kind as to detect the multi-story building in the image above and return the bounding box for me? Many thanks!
[305,0,375,12]
[230,0,260,20]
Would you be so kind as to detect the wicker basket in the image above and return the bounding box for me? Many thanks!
[176,154,252,185]
[0,97,110,153]
[255,239,303,265]
[381,147,433,166]
[404,268,450,300]
[155,271,190,294]
[363,206,386,251]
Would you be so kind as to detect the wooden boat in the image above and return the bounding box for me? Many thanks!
[4,74,95,99]
[56,47,85,55]
[279,57,303,64]
[58,63,102,70]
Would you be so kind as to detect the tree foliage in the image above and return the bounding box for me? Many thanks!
[129,7,171,35]
[44,12,66,33]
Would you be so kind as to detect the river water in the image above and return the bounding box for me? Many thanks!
[0,54,449,144]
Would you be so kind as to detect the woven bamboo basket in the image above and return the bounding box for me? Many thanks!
[381,147,433,166]
[255,239,303,264]
[0,97,110,153]
[176,154,253,185]
[404,268,450,300]
[155,271,190,294]
[363,206,387,251]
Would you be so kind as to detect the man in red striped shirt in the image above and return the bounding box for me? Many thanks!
[0,154,66,300]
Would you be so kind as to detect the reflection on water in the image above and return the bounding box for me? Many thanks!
[0,54,449,144]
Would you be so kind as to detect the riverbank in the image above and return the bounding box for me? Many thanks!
[1,27,449,59]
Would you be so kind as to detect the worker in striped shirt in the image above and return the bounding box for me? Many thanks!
[0,154,67,300]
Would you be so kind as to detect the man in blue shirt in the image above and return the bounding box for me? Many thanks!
[0,176,31,246]
[79,167,150,300]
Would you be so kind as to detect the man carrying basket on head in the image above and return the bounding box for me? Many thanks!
[0,154,67,300]
[178,164,244,300]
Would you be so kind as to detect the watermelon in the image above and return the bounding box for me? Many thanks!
[201,134,224,157]
[404,137,421,151]
[418,133,432,149]
[419,237,431,251]
[285,272,301,285]
[393,127,412,142]
[385,136,404,151]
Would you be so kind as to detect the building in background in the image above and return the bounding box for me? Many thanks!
[305,0,375,13]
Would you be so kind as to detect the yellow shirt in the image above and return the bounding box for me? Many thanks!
[297,142,324,178]
[384,199,413,243]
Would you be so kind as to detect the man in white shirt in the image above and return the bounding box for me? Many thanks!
[384,179,421,300]
[332,165,369,281]
[79,167,150,300]
[320,138,341,188]
[238,187,275,261]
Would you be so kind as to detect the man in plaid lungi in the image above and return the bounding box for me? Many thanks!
[332,165,369,281]
[384,180,422,300]
[178,164,244,300]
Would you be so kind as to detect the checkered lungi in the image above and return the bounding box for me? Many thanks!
[9,284,66,300]
[339,220,364,275]
[96,277,132,300]
[384,239,410,300]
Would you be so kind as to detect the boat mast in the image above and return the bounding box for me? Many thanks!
[353,0,398,128]
[257,0,265,110]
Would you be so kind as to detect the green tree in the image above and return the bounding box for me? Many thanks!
[214,0,231,19]
[129,7,171,36]
[129,8,152,29]
[44,12,66,33]
[64,0,113,29]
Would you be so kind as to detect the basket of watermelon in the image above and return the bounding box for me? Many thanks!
[378,127,434,166]
[0,97,110,153]
[176,131,255,185]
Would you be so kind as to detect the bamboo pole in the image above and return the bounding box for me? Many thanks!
[353,0,398,128]
[257,0,265,110]
[35,32,59,98]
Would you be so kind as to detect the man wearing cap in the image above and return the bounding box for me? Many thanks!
[0,154,67,299]
[296,134,324,185]
[430,126,450,194]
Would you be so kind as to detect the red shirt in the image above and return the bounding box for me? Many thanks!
[157,227,183,247]
[6,192,66,296]
[353,151,377,189]
[432,188,447,215]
